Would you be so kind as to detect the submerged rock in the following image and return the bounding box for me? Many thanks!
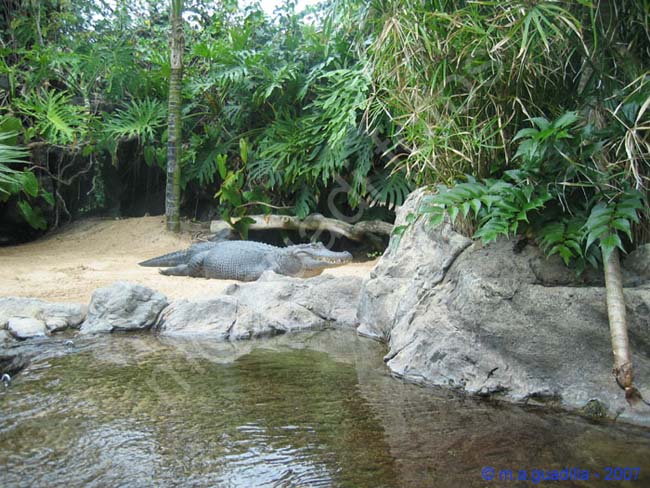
[0,297,87,338]
[358,190,650,426]
[0,352,29,377]
[80,281,168,334]
[0,330,13,344]
[156,273,361,339]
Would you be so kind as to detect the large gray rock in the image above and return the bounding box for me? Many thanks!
[357,188,471,340]
[358,190,650,426]
[157,273,361,339]
[226,271,361,329]
[7,317,48,339]
[156,296,240,339]
[0,297,87,337]
[80,282,168,334]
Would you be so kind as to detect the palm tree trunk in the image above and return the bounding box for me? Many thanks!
[603,247,634,392]
[165,0,183,232]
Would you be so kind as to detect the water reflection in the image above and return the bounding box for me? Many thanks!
[0,330,649,487]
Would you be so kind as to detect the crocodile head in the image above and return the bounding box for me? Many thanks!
[285,242,353,277]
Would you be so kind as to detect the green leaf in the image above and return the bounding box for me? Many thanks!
[239,138,248,164]
[461,201,471,218]
[512,127,538,141]
[553,111,580,129]
[448,205,459,224]
[428,212,445,228]
[217,154,228,180]
[144,146,155,167]
[20,171,39,197]
[610,218,632,240]
[0,117,23,144]
[17,201,47,230]
[586,225,608,250]
[481,194,501,209]
[40,190,55,206]
[470,198,482,215]
[558,246,574,265]
[530,117,550,131]
[600,233,623,263]
[615,204,641,224]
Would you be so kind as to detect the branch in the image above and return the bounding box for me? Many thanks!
[210,213,393,245]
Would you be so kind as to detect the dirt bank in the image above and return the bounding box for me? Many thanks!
[0,217,377,303]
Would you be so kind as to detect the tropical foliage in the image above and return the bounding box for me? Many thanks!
[372,0,649,262]
[1,0,410,236]
[1,0,647,256]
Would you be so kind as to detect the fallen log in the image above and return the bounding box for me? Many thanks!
[210,214,393,246]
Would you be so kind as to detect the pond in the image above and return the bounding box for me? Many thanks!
[1,330,649,487]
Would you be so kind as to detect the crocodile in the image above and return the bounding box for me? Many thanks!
[139,240,353,281]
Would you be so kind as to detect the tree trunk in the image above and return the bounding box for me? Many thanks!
[165,0,183,232]
[603,247,636,397]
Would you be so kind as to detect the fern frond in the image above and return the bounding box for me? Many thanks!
[103,98,166,143]
[17,90,89,145]
[0,132,29,195]
[367,170,413,210]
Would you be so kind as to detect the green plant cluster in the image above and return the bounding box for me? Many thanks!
[406,111,646,271]
[1,0,647,265]
[370,0,650,266]
[1,0,411,233]
[0,123,53,229]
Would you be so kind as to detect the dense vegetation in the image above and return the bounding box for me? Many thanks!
[0,0,411,241]
[338,0,645,268]
[1,0,648,260]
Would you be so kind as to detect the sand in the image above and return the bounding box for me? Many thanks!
[0,217,378,303]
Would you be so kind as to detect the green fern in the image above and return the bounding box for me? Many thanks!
[183,152,225,189]
[294,186,317,219]
[103,98,166,143]
[367,170,413,210]
[0,131,29,193]
[584,192,644,263]
[421,176,551,243]
[536,218,586,266]
[17,90,89,145]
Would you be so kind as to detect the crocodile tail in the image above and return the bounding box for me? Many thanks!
[139,249,190,267]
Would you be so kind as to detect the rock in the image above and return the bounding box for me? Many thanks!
[357,190,650,426]
[623,244,650,285]
[0,297,87,334]
[0,330,14,345]
[80,282,168,334]
[0,353,29,377]
[7,317,48,339]
[227,272,362,329]
[356,188,471,340]
[157,273,361,339]
[157,296,240,339]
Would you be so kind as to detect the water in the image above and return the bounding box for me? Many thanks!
[1,330,649,487]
